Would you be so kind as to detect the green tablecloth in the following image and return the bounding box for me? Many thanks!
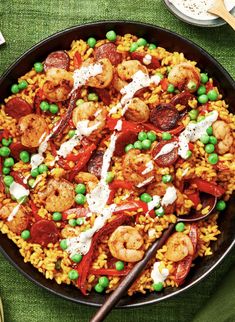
[0,1,235,321]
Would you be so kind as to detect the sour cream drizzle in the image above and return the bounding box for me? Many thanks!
[151,262,169,284]
[72,63,103,91]
[8,182,30,221]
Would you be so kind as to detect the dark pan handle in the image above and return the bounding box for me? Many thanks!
[90,222,175,322]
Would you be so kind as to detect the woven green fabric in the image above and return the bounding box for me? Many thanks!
[0,1,235,321]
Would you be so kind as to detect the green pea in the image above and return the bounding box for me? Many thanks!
[149,43,157,50]
[68,219,77,227]
[138,131,148,141]
[188,109,199,120]
[94,283,104,293]
[3,157,14,168]
[31,168,39,178]
[87,37,97,48]
[115,261,125,271]
[137,38,147,47]
[68,130,76,138]
[71,253,83,263]
[198,94,208,104]
[175,222,185,232]
[21,230,31,240]
[2,167,10,175]
[125,144,134,153]
[52,212,62,221]
[75,193,86,205]
[216,200,226,211]
[162,174,172,183]
[1,138,12,146]
[106,30,117,41]
[206,126,213,136]
[186,150,192,159]
[18,80,28,90]
[142,139,152,150]
[200,133,210,144]
[38,164,48,174]
[208,153,218,165]
[4,175,14,187]
[20,151,30,163]
[88,92,98,101]
[11,84,19,94]
[187,81,197,91]
[49,104,59,114]
[153,282,164,292]
[0,146,11,157]
[147,131,157,142]
[155,72,164,80]
[134,141,143,150]
[76,99,84,106]
[28,178,35,188]
[68,269,79,280]
[200,73,209,84]
[76,217,84,226]
[140,193,152,203]
[40,101,50,112]
[130,42,138,52]
[209,136,217,145]
[207,89,218,101]
[205,144,215,154]
[197,115,205,122]
[75,183,86,194]
[60,239,68,250]
[155,206,165,217]
[34,62,44,73]
[162,132,172,140]
[197,85,206,96]
[106,172,115,183]
[167,84,175,93]
[99,276,109,288]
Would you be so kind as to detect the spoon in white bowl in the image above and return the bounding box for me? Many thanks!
[208,0,235,30]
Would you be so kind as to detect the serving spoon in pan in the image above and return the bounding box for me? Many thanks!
[90,193,217,322]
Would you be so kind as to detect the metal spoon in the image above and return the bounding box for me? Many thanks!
[0,297,4,322]
[90,193,217,322]
[208,0,235,31]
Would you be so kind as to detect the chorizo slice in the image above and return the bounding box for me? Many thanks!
[150,103,179,131]
[5,97,33,119]
[171,91,194,108]
[31,220,59,246]
[44,50,70,71]
[87,150,104,179]
[114,130,138,157]
[94,43,122,66]
[152,139,178,167]
[10,142,36,160]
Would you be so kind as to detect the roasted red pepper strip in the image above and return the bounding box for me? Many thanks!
[175,225,198,285]
[191,178,225,197]
[185,191,201,207]
[29,200,42,222]
[113,200,148,214]
[10,171,28,188]
[107,180,134,204]
[0,129,10,141]
[68,144,97,181]
[62,207,90,220]
[160,78,169,91]
[106,117,141,132]
[89,268,130,276]
[142,123,185,135]
[76,214,131,295]
[49,140,57,157]
[74,51,82,69]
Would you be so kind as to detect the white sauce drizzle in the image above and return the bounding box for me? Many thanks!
[143,54,152,65]
[72,63,103,91]
[182,167,189,177]
[136,176,154,188]
[161,186,177,207]
[151,262,169,284]
[147,195,161,212]
[154,142,178,160]
[141,161,154,175]
[169,0,235,21]
[8,182,30,222]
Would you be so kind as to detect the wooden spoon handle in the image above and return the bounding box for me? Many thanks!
[208,5,235,31]
[90,223,175,322]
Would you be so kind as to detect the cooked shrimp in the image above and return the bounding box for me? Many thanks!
[117,60,148,81]
[72,101,107,132]
[111,72,128,92]
[165,232,194,262]
[212,120,233,154]
[122,149,155,187]
[18,114,49,148]
[85,58,113,88]
[42,67,73,102]
[75,172,99,193]
[125,98,150,123]
[0,203,28,235]
[108,226,144,262]
[168,62,200,93]
[40,179,75,212]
